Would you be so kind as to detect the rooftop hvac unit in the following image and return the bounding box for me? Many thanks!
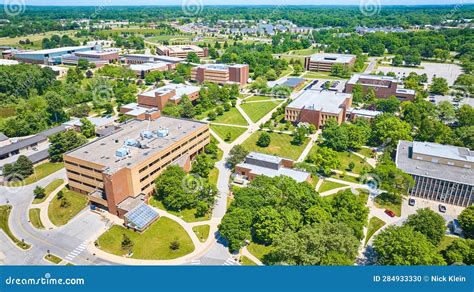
[125,138,139,147]
[141,131,153,139]
[116,147,129,158]
[157,129,169,137]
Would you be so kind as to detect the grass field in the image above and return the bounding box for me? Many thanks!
[318,180,348,193]
[48,188,88,226]
[309,145,372,174]
[242,131,309,160]
[290,48,320,56]
[9,163,64,186]
[192,225,210,242]
[44,254,63,264]
[241,256,258,266]
[0,205,30,250]
[210,125,247,143]
[149,197,210,223]
[97,217,194,260]
[245,95,280,102]
[208,168,219,187]
[0,30,81,49]
[32,179,64,204]
[374,193,402,217]
[212,107,248,126]
[330,173,360,184]
[240,101,281,123]
[365,217,386,246]
[29,208,44,229]
[356,147,375,158]
[247,242,274,263]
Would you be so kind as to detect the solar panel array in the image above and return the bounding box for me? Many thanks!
[125,203,159,230]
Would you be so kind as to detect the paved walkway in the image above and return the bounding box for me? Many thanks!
[32,181,67,230]
[241,246,264,266]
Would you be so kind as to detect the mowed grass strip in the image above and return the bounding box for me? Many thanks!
[192,225,210,242]
[212,107,248,126]
[32,179,64,204]
[241,131,309,160]
[29,208,44,229]
[210,125,247,143]
[318,180,348,193]
[364,217,386,246]
[97,217,194,260]
[0,205,31,249]
[240,101,281,123]
[48,188,88,227]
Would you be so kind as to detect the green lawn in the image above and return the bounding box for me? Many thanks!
[210,125,247,143]
[241,256,258,266]
[309,145,372,174]
[29,208,44,229]
[364,217,386,246]
[44,254,63,264]
[212,107,248,126]
[97,217,194,260]
[32,179,64,204]
[318,180,348,193]
[245,95,279,102]
[240,101,281,123]
[374,193,402,217]
[438,236,457,252]
[0,205,31,249]
[241,131,309,160]
[290,48,320,56]
[247,242,274,263]
[149,197,210,223]
[356,147,375,158]
[192,225,210,242]
[331,173,360,184]
[48,187,88,227]
[13,163,64,186]
[208,168,219,187]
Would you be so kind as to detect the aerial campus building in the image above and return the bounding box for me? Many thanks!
[63,117,210,217]
[156,45,209,58]
[122,54,184,77]
[396,141,474,207]
[285,89,353,129]
[345,74,416,101]
[304,53,356,72]
[191,63,250,86]
[235,152,311,183]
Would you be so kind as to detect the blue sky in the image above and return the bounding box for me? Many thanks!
[4,0,474,6]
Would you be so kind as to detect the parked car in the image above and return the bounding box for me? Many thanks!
[439,204,447,213]
[408,198,416,206]
[385,209,396,218]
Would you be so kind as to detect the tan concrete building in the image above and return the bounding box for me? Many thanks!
[63,117,210,217]
[285,90,353,129]
[156,45,208,58]
[304,53,356,72]
[345,74,416,101]
[191,64,249,86]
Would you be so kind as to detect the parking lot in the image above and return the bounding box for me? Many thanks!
[402,197,465,222]
[377,62,463,86]
[303,78,347,92]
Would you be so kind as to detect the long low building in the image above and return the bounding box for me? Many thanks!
[61,50,119,67]
[285,90,353,129]
[63,117,210,217]
[191,63,249,86]
[122,53,184,66]
[304,53,356,72]
[396,141,473,207]
[345,74,416,101]
[14,45,97,65]
[235,152,311,183]
[156,45,208,58]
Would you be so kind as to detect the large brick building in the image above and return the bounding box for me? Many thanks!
[345,74,416,101]
[63,117,210,217]
[396,141,473,207]
[191,64,249,86]
[285,90,353,129]
[304,53,356,72]
[137,83,200,109]
[156,45,208,58]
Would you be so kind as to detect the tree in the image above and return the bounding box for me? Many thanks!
[155,165,197,210]
[169,240,181,251]
[291,126,308,146]
[121,234,134,250]
[13,155,34,177]
[348,161,355,171]
[226,145,249,168]
[45,91,68,124]
[370,114,412,148]
[186,52,200,63]
[375,96,400,113]
[256,132,271,147]
[80,118,95,138]
[321,119,348,151]
[270,222,359,265]
[373,226,446,265]
[191,154,213,178]
[253,207,285,245]
[430,77,449,95]
[457,105,474,127]
[48,130,88,162]
[392,55,403,66]
[442,238,474,265]
[404,208,446,245]
[437,100,456,123]
[306,147,341,176]
[458,206,474,239]
[33,186,45,199]
[219,207,254,251]
[372,160,414,196]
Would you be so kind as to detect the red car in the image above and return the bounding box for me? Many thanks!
[385,209,396,218]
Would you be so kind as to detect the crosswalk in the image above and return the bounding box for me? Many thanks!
[223,257,240,266]
[189,259,201,265]
[65,240,87,262]
[187,257,241,266]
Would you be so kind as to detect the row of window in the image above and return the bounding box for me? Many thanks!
[67,169,103,183]
[69,178,100,191]
[65,160,102,174]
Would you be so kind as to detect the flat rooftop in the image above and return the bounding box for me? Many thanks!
[195,63,247,71]
[412,141,474,163]
[124,54,184,63]
[130,62,169,71]
[309,53,356,63]
[140,83,200,101]
[348,73,398,85]
[158,45,204,53]
[15,46,93,55]
[237,162,310,183]
[287,90,351,114]
[65,117,208,173]
[396,141,473,185]
[247,152,284,164]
